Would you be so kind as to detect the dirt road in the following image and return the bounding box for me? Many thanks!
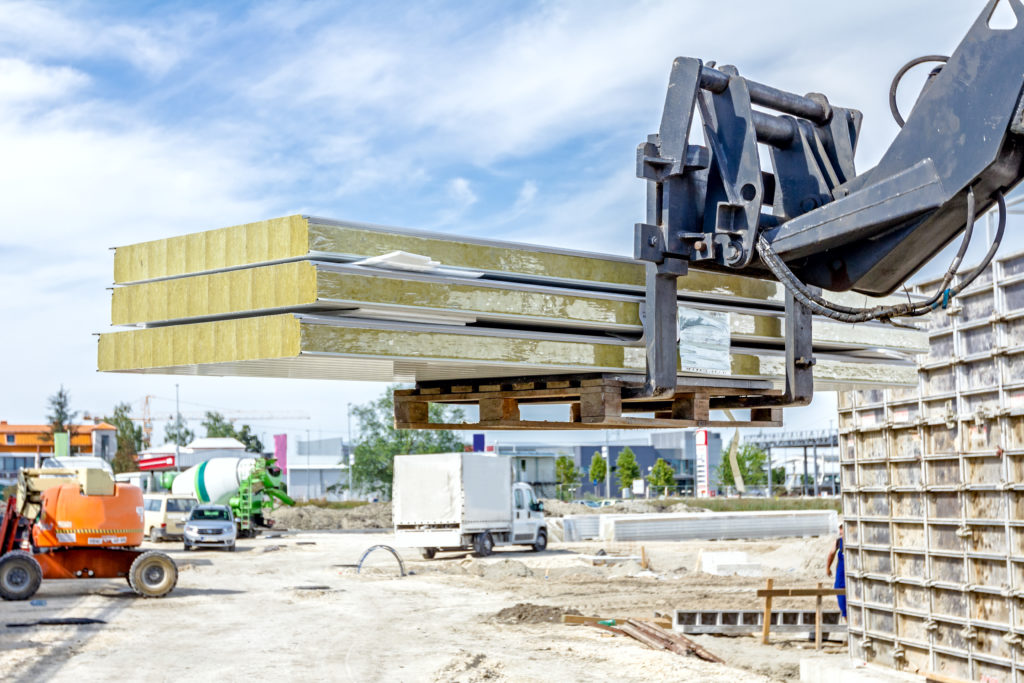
[0,532,846,682]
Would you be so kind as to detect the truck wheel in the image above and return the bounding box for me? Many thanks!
[129,551,178,598]
[150,528,160,543]
[532,530,548,552]
[420,548,437,560]
[472,532,494,557]
[0,551,42,601]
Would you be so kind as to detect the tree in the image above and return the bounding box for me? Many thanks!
[106,402,144,473]
[234,424,264,454]
[615,447,641,494]
[201,411,235,438]
[588,452,606,487]
[43,385,79,447]
[164,414,194,447]
[647,458,676,496]
[715,444,785,493]
[345,386,466,498]
[555,456,583,501]
[201,411,263,453]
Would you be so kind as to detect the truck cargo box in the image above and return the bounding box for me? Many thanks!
[393,453,512,530]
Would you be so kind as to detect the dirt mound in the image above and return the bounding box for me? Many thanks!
[482,559,533,580]
[268,502,392,530]
[493,603,581,624]
[432,650,507,682]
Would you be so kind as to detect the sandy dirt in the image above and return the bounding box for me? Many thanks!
[0,530,846,682]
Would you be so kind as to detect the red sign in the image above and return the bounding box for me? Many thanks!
[138,455,176,471]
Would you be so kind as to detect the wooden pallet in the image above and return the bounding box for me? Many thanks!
[394,373,783,430]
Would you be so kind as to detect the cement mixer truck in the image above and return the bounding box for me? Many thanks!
[167,456,295,537]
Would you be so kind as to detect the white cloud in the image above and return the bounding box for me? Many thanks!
[0,1,198,77]
[447,177,477,208]
[0,58,89,105]
[513,180,537,210]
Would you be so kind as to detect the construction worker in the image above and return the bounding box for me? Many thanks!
[825,522,846,619]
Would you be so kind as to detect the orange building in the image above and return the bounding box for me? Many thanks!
[0,421,117,481]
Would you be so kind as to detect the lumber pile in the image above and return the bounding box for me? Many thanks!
[563,614,723,664]
[99,215,925,389]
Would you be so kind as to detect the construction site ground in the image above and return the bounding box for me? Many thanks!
[0,519,850,682]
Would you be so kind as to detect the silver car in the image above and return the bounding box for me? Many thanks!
[183,505,237,552]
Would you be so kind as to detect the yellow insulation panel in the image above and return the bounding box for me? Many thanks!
[98,315,303,370]
[113,215,310,284]
[111,261,319,326]
[111,214,914,314]
[97,314,918,387]
[109,215,781,301]
[109,262,925,353]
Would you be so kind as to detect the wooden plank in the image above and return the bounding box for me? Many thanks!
[393,398,428,424]
[618,621,670,652]
[584,621,627,637]
[561,615,671,628]
[923,672,973,683]
[479,397,519,422]
[658,628,725,664]
[672,394,709,421]
[622,619,724,664]
[815,581,823,651]
[581,388,622,422]
[762,578,773,645]
[397,415,784,430]
[756,587,845,598]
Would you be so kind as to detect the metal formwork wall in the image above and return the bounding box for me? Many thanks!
[841,249,1024,681]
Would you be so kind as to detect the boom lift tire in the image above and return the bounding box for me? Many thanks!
[128,551,178,598]
[472,532,494,557]
[0,550,42,601]
[532,531,547,553]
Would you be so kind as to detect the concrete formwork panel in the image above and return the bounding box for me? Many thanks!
[841,249,1024,681]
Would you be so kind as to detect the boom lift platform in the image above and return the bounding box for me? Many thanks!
[0,468,177,600]
[398,0,1024,430]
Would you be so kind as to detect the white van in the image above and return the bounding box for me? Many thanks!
[143,493,198,542]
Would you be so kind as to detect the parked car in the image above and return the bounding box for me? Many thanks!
[143,493,198,542]
[183,504,237,552]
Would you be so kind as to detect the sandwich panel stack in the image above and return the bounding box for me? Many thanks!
[99,215,927,387]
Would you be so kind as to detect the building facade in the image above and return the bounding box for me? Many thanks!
[0,420,117,484]
[288,437,352,501]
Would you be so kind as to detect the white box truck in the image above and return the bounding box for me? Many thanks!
[393,452,547,559]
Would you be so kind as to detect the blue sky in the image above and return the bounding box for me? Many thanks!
[0,0,1006,448]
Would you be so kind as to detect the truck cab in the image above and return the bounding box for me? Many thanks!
[511,482,545,546]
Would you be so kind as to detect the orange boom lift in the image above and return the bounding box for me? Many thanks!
[0,468,177,600]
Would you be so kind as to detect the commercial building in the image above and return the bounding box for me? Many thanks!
[0,420,117,484]
[288,436,352,501]
[491,430,723,498]
[136,437,249,471]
